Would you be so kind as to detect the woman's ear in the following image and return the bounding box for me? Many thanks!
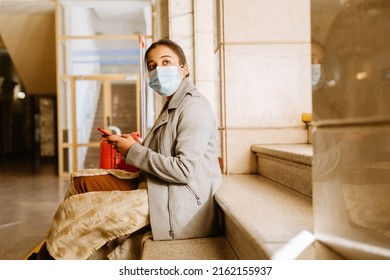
[182,64,189,77]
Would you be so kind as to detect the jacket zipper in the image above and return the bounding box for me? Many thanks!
[167,184,201,239]
[186,184,201,206]
[159,132,176,239]
[168,184,176,239]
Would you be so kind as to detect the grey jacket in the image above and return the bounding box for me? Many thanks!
[126,78,222,240]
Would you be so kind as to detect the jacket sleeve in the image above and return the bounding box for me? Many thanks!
[125,96,216,184]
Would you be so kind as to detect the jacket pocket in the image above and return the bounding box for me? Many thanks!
[167,183,201,240]
[186,184,201,206]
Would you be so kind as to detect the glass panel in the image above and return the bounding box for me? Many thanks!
[311,0,390,121]
[74,79,102,145]
[67,38,141,76]
[56,0,152,175]
[313,124,390,259]
[111,82,138,134]
[84,146,101,169]
[312,0,390,259]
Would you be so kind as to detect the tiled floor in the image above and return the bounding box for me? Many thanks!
[0,155,69,260]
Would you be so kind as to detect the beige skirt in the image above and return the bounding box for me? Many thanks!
[45,169,151,260]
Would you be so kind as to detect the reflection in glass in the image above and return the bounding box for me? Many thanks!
[311,0,390,259]
[312,0,390,121]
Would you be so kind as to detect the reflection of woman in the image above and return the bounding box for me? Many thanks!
[311,39,326,91]
[311,39,333,121]
[31,39,222,260]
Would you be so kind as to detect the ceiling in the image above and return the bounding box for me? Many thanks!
[0,0,151,25]
[0,0,152,94]
[0,0,151,53]
[0,0,152,48]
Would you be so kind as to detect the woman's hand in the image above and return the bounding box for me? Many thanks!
[107,134,136,156]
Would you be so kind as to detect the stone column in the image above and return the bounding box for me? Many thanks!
[219,0,311,173]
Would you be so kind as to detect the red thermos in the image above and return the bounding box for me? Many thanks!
[99,132,142,172]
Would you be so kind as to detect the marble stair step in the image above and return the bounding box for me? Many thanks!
[141,235,238,260]
[251,144,313,198]
[215,174,341,260]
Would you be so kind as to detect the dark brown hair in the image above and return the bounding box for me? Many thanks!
[144,39,190,77]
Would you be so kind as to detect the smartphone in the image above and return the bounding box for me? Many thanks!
[97,127,112,136]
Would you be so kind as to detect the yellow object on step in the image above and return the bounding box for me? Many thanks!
[301,113,312,123]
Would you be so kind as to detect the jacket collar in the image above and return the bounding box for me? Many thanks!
[167,77,197,110]
[143,78,197,144]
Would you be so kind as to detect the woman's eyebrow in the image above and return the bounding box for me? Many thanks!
[159,55,173,59]
[147,54,173,64]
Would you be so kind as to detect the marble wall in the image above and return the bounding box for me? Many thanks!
[165,0,312,173]
[168,0,216,110]
[217,0,312,173]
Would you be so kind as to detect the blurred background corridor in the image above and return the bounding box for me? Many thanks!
[1,0,389,260]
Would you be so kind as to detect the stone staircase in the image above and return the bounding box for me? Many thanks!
[215,174,314,260]
[141,143,322,260]
[212,143,342,260]
[252,144,313,198]
[139,111,343,260]
[141,140,347,260]
[219,144,315,258]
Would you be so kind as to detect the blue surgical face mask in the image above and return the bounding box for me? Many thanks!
[148,66,183,97]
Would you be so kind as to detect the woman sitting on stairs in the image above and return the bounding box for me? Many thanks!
[30,38,222,260]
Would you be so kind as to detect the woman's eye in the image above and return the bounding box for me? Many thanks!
[162,60,171,66]
[148,65,156,71]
